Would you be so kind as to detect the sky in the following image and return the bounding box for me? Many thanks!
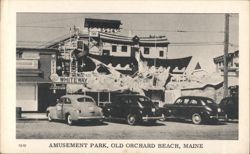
[17,13,239,73]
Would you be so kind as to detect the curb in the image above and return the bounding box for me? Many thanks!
[16,118,48,121]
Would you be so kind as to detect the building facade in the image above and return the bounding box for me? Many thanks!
[16,48,65,112]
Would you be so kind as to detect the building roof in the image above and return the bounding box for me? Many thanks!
[213,50,239,64]
[140,53,192,73]
[89,54,138,68]
[84,18,122,29]
[16,47,58,53]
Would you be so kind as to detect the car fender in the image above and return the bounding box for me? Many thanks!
[63,107,79,121]
[46,107,57,119]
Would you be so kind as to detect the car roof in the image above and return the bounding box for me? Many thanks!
[178,96,213,100]
[62,95,93,100]
[116,94,147,97]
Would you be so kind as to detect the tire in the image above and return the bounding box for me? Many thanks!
[127,113,137,125]
[47,112,52,122]
[192,113,202,125]
[66,114,74,126]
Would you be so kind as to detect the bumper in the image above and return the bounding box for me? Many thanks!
[209,114,227,121]
[142,114,165,121]
[77,116,104,120]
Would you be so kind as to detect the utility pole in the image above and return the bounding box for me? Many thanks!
[223,13,230,97]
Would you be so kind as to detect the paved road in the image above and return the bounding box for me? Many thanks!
[16,119,238,140]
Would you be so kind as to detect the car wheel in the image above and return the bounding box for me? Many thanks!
[192,113,202,125]
[47,112,52,122]
[127,113,137,125]
[66,114,73,126]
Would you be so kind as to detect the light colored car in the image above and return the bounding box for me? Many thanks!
[46,95,104,125]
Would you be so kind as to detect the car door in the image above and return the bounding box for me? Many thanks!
[187,99,200,118]
[179,98,190,118]
[110,97,124,118]
[170,98,183,118]
[56,97,64,119]
[63,97,73,118]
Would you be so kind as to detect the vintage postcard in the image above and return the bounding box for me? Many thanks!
[1,0,249,153]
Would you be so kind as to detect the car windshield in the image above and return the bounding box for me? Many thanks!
[201,98,216,106]
[77,97,95,104]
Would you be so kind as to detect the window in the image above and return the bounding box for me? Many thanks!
[121,46,127,52]
[103,50,110,56]
[112,45,117,52]
[144,48,150,54]
[175,98,183,104]
[85,97,95,103]
[183,99,190,105]
[64,98,71,104]
[159,51,164,57]
[189,99,198,105]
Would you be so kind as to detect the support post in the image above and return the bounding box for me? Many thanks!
[223,14,230,97]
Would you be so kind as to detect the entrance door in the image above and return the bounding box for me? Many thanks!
[38,84,66,112]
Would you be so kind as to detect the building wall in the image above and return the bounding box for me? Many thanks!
[102,42,131,57]
[140,46,167,59]
[16,83,38,111]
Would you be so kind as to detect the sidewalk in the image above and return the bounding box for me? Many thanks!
[17,112,47,120]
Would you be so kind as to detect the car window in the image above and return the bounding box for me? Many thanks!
[77,97,95,104]
[189,99,198,105]
[183,99,190,105]
[58,98,64,104]
[201,98,216,105]
[175,98,183,105]
[64,98,71,104]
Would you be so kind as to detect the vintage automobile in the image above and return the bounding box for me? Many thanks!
[46,95,104,125]
[219,96,238,119]
[102,94,165,125]
[163,96,227,124]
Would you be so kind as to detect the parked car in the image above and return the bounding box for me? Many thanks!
[102,94,165,125]
[46,95,104,125]
[219,96,238,119]
[163,96,227,124]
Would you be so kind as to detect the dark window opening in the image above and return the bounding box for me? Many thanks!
[159,50,164,57]
[100,92,109,102]
[112,45,117,52]
[121,46,127,52]
[144,48,150,54]
[103,50,110,56]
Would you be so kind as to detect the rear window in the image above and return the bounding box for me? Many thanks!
[77,97,95,103]
[201,98,216,105]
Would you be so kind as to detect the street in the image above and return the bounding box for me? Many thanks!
[16,119,238,140]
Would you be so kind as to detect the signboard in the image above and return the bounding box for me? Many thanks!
[50,75,87,85]
[22,52,40,59]
[16,59,38,69]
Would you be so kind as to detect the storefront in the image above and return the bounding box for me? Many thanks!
[16,48,62,112]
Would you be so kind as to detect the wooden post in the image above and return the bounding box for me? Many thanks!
[223,14,230,97]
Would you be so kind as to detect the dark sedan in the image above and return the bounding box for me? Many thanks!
[102,94,165,125]
[163,96,227,124]
[219,97,238,119]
